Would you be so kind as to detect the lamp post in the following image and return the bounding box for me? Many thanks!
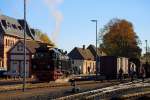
[23,0,26,92]
[145,40,148,63]
[91,20,98,77]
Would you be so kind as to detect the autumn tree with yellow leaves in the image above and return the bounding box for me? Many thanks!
[35,29,55,46]
[100,19,141,58]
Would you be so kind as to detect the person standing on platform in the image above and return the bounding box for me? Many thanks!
[140,66,146,82]
[118,68,123,81]
[130,65,135,82]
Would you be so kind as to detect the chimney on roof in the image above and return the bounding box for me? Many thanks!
[83,45,85,50]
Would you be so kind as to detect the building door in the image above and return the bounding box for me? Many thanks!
[10,61,19,74]
[20,61,29,77]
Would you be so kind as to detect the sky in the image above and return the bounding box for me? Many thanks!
[0,0,150,53]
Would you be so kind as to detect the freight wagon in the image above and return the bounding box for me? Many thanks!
[100,56,129,79]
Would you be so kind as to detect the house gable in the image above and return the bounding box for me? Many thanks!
[9,41,30,54]
[87,44,107,57]
[68,47,84,60]
[68,47,94,60]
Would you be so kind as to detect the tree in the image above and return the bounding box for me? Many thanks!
[40,33,52,44]
[100,18,141,58]
[34,29,55,46]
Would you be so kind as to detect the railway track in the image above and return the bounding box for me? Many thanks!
[56,79,150,100]
[0,80,124,100]
[0,80,110,93]
[0,79,149,100]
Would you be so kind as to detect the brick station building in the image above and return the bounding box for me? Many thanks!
[0,14,39,70]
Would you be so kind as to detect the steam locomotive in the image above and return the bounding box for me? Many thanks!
[31,44,71,82]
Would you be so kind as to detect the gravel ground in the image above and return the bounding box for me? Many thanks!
[0,78,149,100]
[0,80,120,100]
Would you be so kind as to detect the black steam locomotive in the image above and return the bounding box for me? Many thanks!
[31,44,71,82]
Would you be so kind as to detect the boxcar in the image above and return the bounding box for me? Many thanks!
[100,56,129,79]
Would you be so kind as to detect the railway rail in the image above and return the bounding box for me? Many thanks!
[56,79,150,100]
[0,80,124,100]
[0,80,111,93]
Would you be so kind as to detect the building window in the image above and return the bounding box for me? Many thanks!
[7,22,11,28]
[10,41,13,46]
[5,39,8,46]
[86,62,87,68]
[1,20,7,28]
[13,61,17,64]
[90,62,92,67]
[12,24,17,29]
[20,45,23,51]
[12,41,14,45]
[18,26,22,30]
[8,40,12,46]
[88,66,90,74]
[5,39,7,46]
[17,45,23,51]
[7,40,10,46]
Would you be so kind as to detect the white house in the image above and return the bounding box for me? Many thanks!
[68,45,96,75]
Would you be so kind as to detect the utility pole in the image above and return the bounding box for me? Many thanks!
[23,0,26,92]
[91,20,98,77]
[145,40,148,63]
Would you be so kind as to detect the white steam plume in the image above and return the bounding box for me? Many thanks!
[44,0,63,44]
[26,0,31,3]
